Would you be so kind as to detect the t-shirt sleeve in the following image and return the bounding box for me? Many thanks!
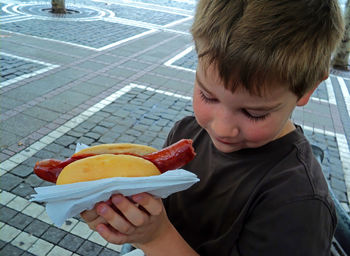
[235,199,335,256]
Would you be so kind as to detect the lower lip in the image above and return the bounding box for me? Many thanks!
[216,138,240,145]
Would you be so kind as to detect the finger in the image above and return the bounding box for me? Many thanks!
[111,194,149,227]
[96,223,129,245]
[132,193,163,216]
[80,208,99,222]
[96,201,136,235]
[86,216,108,231]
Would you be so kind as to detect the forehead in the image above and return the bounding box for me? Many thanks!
[196,58,287,98]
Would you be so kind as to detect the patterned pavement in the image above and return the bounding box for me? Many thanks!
[0,0,349,255]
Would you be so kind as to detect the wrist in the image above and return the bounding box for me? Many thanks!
[137,223,198,256]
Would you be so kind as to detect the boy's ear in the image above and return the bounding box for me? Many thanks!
[296,74,329,106]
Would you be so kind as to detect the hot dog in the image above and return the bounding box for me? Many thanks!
[34,139,196,184]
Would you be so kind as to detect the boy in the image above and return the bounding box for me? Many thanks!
[81,0,344,255]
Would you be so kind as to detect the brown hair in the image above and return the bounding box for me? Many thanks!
[191,0,344,98]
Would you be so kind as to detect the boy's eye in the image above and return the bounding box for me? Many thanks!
[199,90,217,103]
[242,109,269,122]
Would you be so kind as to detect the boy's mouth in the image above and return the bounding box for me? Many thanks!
[215,137,241,146]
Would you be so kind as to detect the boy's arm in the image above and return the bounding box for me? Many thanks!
[135,222,198,256]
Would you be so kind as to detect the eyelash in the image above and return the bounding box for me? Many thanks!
[199,91,269,122]
[199,90,217,103]
[242,109,269,122]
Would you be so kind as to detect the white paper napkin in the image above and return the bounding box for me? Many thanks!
[30,169,199,227]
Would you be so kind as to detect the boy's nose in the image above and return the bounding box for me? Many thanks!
[211,116,240,139]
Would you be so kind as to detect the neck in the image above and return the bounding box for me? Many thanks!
[276,119,296,140]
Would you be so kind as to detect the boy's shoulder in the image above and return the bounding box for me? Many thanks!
[166,116,202,144]
[259,127,334,209]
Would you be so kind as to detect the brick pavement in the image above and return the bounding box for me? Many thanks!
[1,0,350,255]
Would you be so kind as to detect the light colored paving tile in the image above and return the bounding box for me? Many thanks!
[0,224,21,242]
[88,231,108,246]
[106,242,123,252]
[0,190,16,205]
[7,196,30,211]
[70,221,93,239]
[60,217,79,232]
[47,245,74,256]
[28,238,54,256]
[37,210,54,225]
[11,232,38,250]
[22,202,45,218]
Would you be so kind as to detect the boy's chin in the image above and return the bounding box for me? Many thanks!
[211,140,245,153]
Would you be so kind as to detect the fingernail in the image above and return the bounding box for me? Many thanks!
[96,225,104,233]
[133,194,144,202]
[97,205,107,215]
[112,195,123,204]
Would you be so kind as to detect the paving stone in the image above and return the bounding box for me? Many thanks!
[92,126,109,135]
[66,130,82,138]
[126,129,142,137]
[34,150,56,159]
[85,132,101,140]
[330,177,347,192]
[156,119,170,127]
[110,125,130,134]
[24,219,50,237]
[25,174,43,187]
[332,188,348,202]
[12,182,35,199]
[11,165,33,178]
[99,120,116,128]
[41,226,67,244]
[0,240,6,249]
[98,133,120,144]
[7,212,33,230]
[0,243,25,256]
[0,173,23,191]
[152,138,165,149]
[99,247,121,256]
[55,135,77,147]
[76,240,103,256]
[60,148,75,158]
[45,143,66,153]
[139,118,154,126]
[21,156,41,168]
[148,124,162,132]
[80,121,97,130]
[117,134,137,143]
[89,115,107,124]
[78,137,95,145]
[21,251,35,256]
[115,110,130,118]
[133,124,149,132]
[58,233,84,252]
[0,206,18,223]
[72,126,90,134]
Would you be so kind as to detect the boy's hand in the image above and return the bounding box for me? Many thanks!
[81,193,171,246]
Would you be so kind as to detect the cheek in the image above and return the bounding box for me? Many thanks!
[193,93,210,127]
[242,122,279,143]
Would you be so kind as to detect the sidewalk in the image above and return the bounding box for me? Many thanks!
[1,0,349,255]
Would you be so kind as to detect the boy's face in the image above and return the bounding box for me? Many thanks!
[193,60,301,153]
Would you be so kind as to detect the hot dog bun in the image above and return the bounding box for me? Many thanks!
[56,154,161,185]
[72,143,157,157]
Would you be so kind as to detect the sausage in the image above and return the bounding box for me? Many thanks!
[143,139,196,173]
[34,139,196,183]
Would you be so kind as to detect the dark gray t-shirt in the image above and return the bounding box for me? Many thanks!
[163,116,336,256]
